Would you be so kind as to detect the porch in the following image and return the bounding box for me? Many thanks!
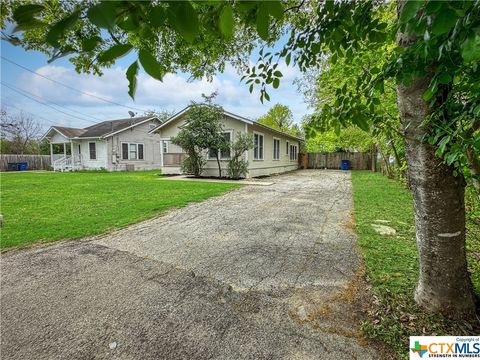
[161,140,185,167]
[50,141,82,172]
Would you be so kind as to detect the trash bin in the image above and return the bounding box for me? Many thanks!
[341,160,350,170]
[17,162,28,171]
[7,162,18,171]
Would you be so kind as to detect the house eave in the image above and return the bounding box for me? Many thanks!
[148,107,254,134]
[252,122,304,142]
[71,136,103,140]
[41,126,72,142]
[100,116,158,138]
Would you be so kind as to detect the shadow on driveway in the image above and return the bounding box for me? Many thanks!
[1,170,383,359]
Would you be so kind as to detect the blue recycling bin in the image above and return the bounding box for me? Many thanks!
[341,160,350,171]
[17,162,28,171]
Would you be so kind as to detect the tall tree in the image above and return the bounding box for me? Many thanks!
[4,0,479,316]
[395,0,476,313]
[302,125,375,153]
[171,94,227,177]
[257,104,295,134]
[0,108,43,154]
[142,109,175,123]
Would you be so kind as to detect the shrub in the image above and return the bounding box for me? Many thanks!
[171,94,226,177]
[181,150,206,177]
[227,133,254,179]
[227,158,249,179]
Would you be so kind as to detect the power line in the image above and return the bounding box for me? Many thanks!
[1,81,102,123]
[1,56,148,113]
[1,100,61,127]
[2,83,97,125]
[1,82,100,125]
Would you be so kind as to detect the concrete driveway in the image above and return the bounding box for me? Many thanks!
[1,170,380,359]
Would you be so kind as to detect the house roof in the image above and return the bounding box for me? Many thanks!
[79,116,153,138]
[43,116,157,141]
[149,106,304,141]
[251,122,304,142]
[51,126,86,138]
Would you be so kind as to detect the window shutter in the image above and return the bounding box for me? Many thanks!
[138,144,144,160]
[122,143,128,160]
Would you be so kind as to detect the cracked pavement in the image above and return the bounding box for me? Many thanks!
[1,170,381,359]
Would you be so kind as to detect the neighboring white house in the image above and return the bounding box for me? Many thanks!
[150,107,302,178]
[42,116,163,171]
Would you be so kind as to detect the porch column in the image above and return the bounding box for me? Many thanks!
[50,142,53,165]
[63,143,67,158]
[71,140,74,165]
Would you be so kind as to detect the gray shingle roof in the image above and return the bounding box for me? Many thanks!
[79,116,151,137]
[53,126,86,138]
[53,117,152,138]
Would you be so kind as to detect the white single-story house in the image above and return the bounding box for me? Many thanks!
[42,116,163,171]
[150,107,303,178]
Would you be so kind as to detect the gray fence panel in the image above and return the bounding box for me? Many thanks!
[0,154,51,171]
[306,152,371,170]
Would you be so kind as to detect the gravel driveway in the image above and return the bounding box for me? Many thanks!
[1,170,380,359]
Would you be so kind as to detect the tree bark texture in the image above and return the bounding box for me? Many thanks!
[397,0,476,317]
[215,154,222,178]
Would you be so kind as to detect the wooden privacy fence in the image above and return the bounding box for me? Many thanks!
[305,152,371,170]
[0,154,51,171]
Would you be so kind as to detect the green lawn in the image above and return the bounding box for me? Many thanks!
[351,171,479,358]
[0,171,240,248]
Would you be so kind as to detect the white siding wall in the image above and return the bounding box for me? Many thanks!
[49,131,70,144]
[247,123,299,177]
[76,140,108,169]
[107,119,162,171]
[158,114,300,177]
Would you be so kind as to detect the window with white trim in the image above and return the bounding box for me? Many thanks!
[273,138,280,160]
[129,144,137,159]
[286,141,289,155]
[254,133,264,160]
[122,142,144,160]
[290,144,298,161]
[208,131,232,160]
[89,142,96,160]
[220,131,232,159]
[162,140,169,154]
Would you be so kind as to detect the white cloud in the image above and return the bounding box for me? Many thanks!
[14,62,308,128]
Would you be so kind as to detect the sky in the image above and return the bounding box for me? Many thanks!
[0,32,311,132]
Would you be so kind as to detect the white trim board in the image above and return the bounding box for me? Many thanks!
[100,117,157,139]
[150,107,254,134]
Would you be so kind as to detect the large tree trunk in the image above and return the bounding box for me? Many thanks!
[397,29,476,316]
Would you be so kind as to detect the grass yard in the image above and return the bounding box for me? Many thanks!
[351,171,480,358]
[0,171,240,249]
